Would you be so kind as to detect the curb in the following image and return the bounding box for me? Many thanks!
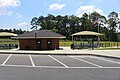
[0,51,120,60]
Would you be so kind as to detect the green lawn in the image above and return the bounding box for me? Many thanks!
[0,39,18,49]
[96,48,120,50]
[59,40,72,46]
[0,39,18,45]
[0,39,120,50]
[59,40,120,47]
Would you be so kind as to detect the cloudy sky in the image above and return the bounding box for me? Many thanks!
[0,0,120,30]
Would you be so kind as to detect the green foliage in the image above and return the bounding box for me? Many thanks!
[0,28,26,34]
[107,11,119,41]
[30,11,120,41]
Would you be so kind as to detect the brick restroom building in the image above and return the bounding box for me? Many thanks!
[12,30,65,50]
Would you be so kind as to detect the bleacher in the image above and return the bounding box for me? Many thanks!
[71,43,98,50]
[0,44,18,49]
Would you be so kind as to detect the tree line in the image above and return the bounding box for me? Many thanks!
[30,11,120,41]
[2,11,118,41]
[0,28,26,34]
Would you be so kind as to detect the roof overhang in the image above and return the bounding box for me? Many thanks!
[72,31,104,36]
[0,32,17,36]
[11,37,66,39]
[11,30,66,39]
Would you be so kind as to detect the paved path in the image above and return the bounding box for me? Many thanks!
[0,47,120,58]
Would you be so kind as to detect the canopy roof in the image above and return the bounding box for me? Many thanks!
[72,31,104,36]
[0,32,17,37]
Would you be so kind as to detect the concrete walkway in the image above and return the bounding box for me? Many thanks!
[0,47,120,59]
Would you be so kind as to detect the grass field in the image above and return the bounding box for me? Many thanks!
[0,39,18,45]
[0,39,19,49]
[1,39,119,47]
[96,48,120,50]
[0,39,120,50]
[59,40,120,47]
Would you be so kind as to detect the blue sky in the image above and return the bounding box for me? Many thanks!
[0,0,120,31]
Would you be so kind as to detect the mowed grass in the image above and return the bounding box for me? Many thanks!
[96,48,120,50]
[59,40,120,48]
[0,39,18,45]
[59,41,72,46]
[0,39,120,50]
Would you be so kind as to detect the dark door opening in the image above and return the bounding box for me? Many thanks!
[37,40,41,50]
[47,40,52,50]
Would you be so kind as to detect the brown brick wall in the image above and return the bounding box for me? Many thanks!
[41,39,47,50]
[52,38,59,49]
[19,39,36,50]
[19,38,59,50]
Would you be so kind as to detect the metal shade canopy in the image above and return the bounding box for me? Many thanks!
[0,32,17,36]
[71,31,104,49]
[72,31,104,36]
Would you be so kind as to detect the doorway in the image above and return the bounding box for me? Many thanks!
[37,40,41,50]
[47,40,52,50]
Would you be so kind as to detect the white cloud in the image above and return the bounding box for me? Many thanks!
[17,22,31,31]
[0,0,21,8]
[16,13,22,18]
[0,8,12,15]
[0,0,21,16]
[17,22,29,26]
[49,3,65,11]
[94,9,103,14]
[75,5,104,17]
